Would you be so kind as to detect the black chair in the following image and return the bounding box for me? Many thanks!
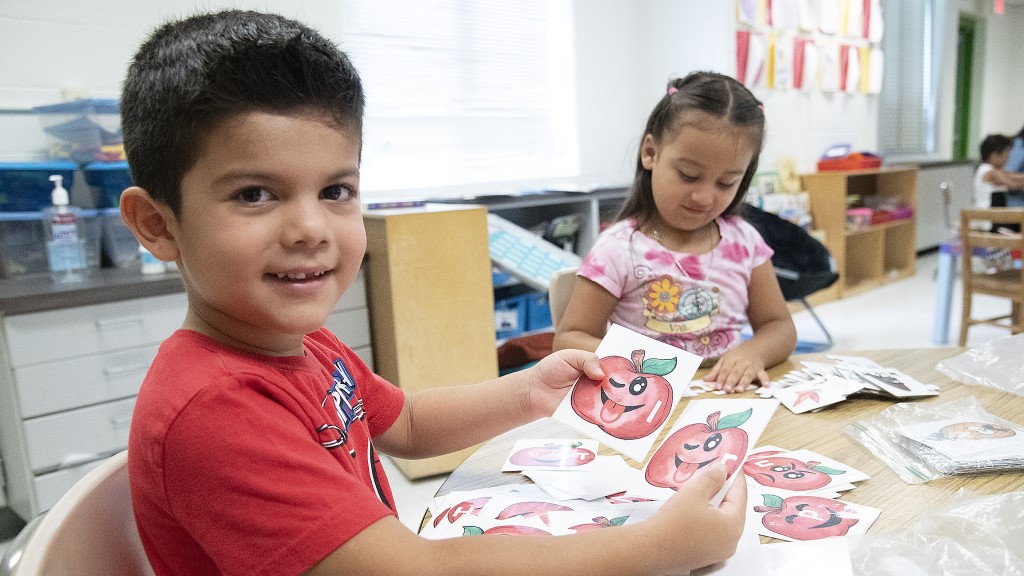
[743,204,840,352]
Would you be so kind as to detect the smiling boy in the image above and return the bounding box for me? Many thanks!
[121,10,745,576]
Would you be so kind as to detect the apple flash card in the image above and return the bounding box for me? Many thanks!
[749,491,880,542]
[501,439,600,471]
[552,323,702,462]
[630,398,779,504]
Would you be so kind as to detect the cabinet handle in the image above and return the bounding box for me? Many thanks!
[95,316,144,330]
[104,363,151,377]
[111,416,133,428]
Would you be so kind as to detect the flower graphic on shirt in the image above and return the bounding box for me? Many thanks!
[691,328,732,356]
[645,276,681,314]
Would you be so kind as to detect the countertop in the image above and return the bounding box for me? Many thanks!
[0,268,184,316]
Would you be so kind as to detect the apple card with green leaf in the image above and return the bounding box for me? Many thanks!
[630,398,779,504]
[749,491,880,542]
[501,439,600,471]
[742,448,869,497]
[552,323,701,462]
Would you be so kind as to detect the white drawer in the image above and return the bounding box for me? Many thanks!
[33,458,104,513]
[23,397,135,473]
[4,292,186,367]
[336,271,367,312]
[15,345,158,419]
[323,307,371,350]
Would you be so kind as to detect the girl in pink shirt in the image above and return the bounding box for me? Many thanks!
[554,71,796,393]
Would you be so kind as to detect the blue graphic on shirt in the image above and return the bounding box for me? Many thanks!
[319,358,366,450]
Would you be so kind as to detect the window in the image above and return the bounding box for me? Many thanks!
[338,0,577,199]
[877,0,946,158]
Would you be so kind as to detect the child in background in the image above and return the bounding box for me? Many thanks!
[974,134,1024,210]
[554,71,796,393]
[120,11,746,576]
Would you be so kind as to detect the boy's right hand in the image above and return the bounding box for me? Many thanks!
[648,463,747,571]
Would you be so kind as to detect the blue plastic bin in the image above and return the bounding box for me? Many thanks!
[525,291,553,331]
[495,294,529,340]
[0,210,101,278]
[99,207,139,268]
[34,99,122,163]
[0,161,77,212]
[84,161,133,208]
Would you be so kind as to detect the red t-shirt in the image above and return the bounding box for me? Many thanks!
[128,328,405,576]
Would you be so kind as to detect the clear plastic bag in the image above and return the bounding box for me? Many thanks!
[849,489,1024,576]
[935,334,1024,397]
[843,396,1024,483]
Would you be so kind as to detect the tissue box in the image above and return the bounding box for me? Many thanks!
[0,161,77,212]
[34,99,122,163]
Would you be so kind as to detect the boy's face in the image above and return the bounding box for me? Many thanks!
[168,111,365,355]
[991,148,1011,169]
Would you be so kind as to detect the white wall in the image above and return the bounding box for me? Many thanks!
[1,0,1020,198]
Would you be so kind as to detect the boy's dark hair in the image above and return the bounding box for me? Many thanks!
[617,71,765,227]
[979,134,1012,162]
[121,10,365,216]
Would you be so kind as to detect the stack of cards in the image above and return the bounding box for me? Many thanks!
[741,446,880,541]
[420,483,661,539]
[895,416,1024,475]
[765,355,939,413]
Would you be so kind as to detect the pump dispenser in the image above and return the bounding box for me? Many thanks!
[43,174,88,282]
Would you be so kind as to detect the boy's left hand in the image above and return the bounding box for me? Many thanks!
[703,347,768,393]
[525,349,603,417]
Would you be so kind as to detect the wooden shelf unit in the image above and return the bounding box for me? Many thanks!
[800,166,918,301]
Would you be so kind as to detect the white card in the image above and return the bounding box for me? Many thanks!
[631,398,779,504]
[748,489,880,542]
[524,455,641,501]
[552,323,702,462]
[501,439,600,471]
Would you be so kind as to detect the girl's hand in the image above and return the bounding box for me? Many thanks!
[525,349,603,417]
[703,346,768,393]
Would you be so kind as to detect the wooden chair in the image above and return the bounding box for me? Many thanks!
[958,208,1024,346]
[0,451,154,576]
[548,266,579,329]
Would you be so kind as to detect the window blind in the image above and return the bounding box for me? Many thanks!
[338,0,577,198]
[877,0,945,158]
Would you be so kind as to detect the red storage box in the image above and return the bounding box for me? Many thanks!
[817,152,882,171]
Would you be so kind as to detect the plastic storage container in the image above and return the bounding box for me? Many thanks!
[524,291,553,331]
[495,294,529,340]
[84,161,133,208]
[33,99,122,163]
[0,161,77,212]
[0,210,101,278]
[99,207,140,268]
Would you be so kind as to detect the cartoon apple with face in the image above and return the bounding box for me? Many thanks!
[754,494,860,540]
[432,497,490,528]
[569,516,628,532]
[645,408,751,489]
[509,442,596,468]
[463,525,552,536]
[933,422,1017,441]
[496,501,574,526]
[571,349,676,440]
[742,456,845,491]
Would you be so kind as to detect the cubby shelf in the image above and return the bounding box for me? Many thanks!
[800,166,918,303]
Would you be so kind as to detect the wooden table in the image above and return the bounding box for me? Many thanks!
[425,348,1024,538]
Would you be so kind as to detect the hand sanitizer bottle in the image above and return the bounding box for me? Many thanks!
[42,174,88,282]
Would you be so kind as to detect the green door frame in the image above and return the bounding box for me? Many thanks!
[953,14,977,160]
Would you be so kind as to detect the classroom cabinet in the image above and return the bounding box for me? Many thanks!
[800,166,918,301]
[0,272,372,521]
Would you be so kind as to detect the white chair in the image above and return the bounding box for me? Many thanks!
[548,266,579,329]
[0,450,154,576]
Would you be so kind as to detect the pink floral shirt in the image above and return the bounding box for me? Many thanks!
[579,216,773,359]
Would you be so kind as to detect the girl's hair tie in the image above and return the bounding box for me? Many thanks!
[667,86,679,96]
